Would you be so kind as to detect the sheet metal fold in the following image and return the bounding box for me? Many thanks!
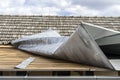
[81,22,120,55]
[12,22,120,70]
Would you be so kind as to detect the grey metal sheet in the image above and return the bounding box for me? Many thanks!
[96,34,120,46]
[81,22,120,56]
[12,30,68,57]
[81,22,120,40]
[92,28,120,55]
[109,59,120,71]
[54,25,113,69]
[12,24,114,70]
[0,76,120,80]
[15,57,35,69]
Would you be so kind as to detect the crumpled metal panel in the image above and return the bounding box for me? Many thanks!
[12,23,115,70]
[81,22,120,41]
[12,30,69,57]
[81,22,120,55]
[54,25,114,69]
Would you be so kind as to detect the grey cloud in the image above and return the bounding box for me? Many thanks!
[70,0,120,10]
[0,0,120,16]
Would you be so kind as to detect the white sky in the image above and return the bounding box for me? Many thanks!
[0,0,120,16]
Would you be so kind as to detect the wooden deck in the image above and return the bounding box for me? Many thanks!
[0,45,110,71]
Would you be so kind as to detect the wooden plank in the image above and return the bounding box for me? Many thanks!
[0,45,14,48]
[2,71,16,76]
[71,71,83,76]
[0,45,109,71]
[94,71,119,76]
[89,66,110,71]
[28,71,52,76]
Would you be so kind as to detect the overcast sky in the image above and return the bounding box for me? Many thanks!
[0,0,120,16]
